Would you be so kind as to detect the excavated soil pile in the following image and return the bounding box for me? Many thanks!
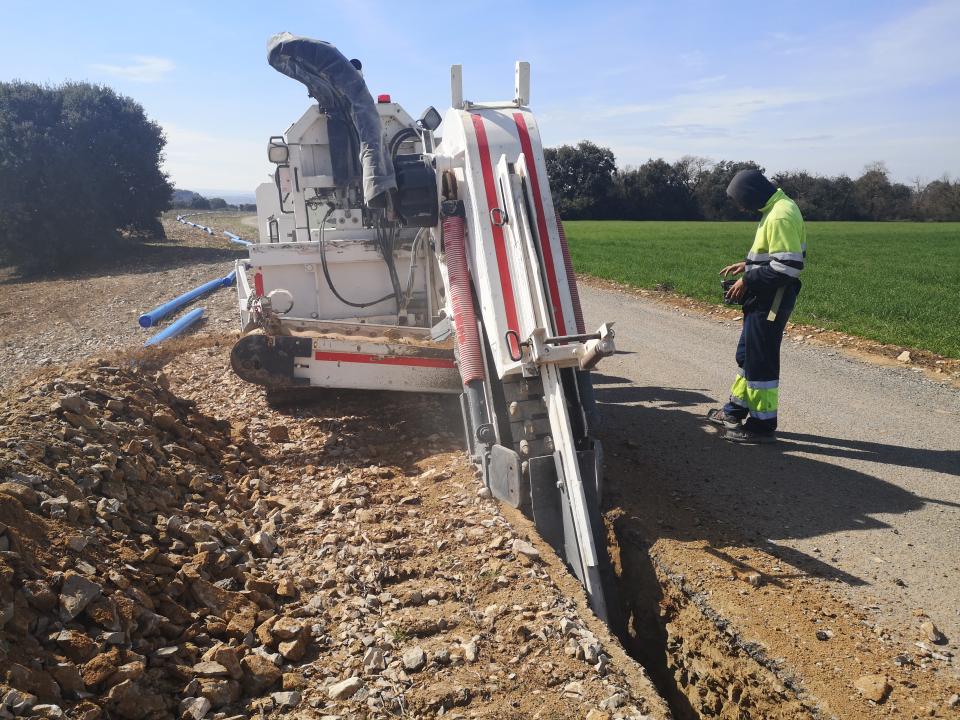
[0,347,666,719]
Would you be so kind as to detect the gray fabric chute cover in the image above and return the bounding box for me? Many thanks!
[267,33,396,207]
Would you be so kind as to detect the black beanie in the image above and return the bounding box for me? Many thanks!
[726,169,777,211]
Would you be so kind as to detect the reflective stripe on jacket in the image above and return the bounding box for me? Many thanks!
[743,188,806,292]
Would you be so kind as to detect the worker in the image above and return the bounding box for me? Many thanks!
[707,169,806,443]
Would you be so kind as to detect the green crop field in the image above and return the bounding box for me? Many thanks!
[564,221,960,359]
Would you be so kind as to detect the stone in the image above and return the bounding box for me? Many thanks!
[55,629,99,663]
[105,680,166,719]
[202,644,242,680]
[198,678,240,709]
[0,481,39,508]
[921,620,946,644]
[511,539,540,561]
[41,495,72,518]
[600,693,626,711]
[402,646,427,672]
[363,647,386,672]
[279,637,307,661]
[59,394,91,415]
[947,694,959,708]
[193,661,229,678]
[240,654,282,693]
[815,629,833,641]
[270,617,304,641]
[81,649,124,687]
[3,689,37,715]
[30,704,65,719]
[60,572,102,622]
[251,531,277,557]
[477,487,492,499]
[107,660,145,686]
[152,412,178,431]
[897,351,912,363]
[271,691,301,709]
[49,662,85,695]
[96,498,121,517]
[267,425,290,442]
[586,711,610,720]
[855,674,892,703]
[744,571,763,588]
[276,577,297,597]
[66,535,88,552]
[463,640,479,663]
[328,676,363,700]
[225,607,257,638]
[179,696,211,720]
[581,640,602,664]
[282,672,307,690]
[190,578,255,618]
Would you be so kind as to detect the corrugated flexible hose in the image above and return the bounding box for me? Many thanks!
[555,212,586,334]
[442,215,486,384]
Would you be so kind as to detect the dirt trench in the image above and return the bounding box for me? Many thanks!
[604,521,823,720]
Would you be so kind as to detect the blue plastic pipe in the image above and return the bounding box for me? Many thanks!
[143,307,205,347]
[138,272,234,328]
[224,231,253,247]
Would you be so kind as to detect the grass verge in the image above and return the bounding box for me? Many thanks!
[565,221,960,359]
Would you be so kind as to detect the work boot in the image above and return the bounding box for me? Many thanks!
[723,427,776,444]
[706,408,743,429]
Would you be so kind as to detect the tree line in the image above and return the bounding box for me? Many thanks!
[544,141,960,221]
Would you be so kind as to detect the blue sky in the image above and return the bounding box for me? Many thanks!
[3,0,958,194]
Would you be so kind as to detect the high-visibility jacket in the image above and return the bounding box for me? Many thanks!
[743,188,806,295]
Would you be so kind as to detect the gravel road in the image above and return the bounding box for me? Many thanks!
[582,283,960,650]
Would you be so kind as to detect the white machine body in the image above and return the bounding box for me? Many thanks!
[232,38,616,621]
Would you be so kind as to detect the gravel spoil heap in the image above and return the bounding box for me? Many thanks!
[0,347,666,719]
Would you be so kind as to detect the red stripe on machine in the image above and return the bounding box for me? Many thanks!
[314,351,457,369]
[470,114,520,342]
[513,112,567,335]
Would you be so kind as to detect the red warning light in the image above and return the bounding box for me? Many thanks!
[377,94,391,103]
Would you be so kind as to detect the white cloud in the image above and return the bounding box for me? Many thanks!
[90,56,174,83]
[541,0,960,180]
[864,0,960,85]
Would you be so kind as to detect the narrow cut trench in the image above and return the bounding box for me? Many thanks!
[603,518,824,720]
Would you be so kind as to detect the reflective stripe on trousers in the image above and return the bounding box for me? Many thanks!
[729,374,779,419]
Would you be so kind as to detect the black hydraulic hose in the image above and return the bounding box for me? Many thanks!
[389,127,419,160]
[375,217,403,311]
[318,206,396,309]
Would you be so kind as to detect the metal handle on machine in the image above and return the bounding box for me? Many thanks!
[543,331,602,345]
[274,165,294,215]
[505,329,524,362]
[490,207,507,226]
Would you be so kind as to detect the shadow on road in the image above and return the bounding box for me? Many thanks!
[590,371,953,587]
[776,431,960,482]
